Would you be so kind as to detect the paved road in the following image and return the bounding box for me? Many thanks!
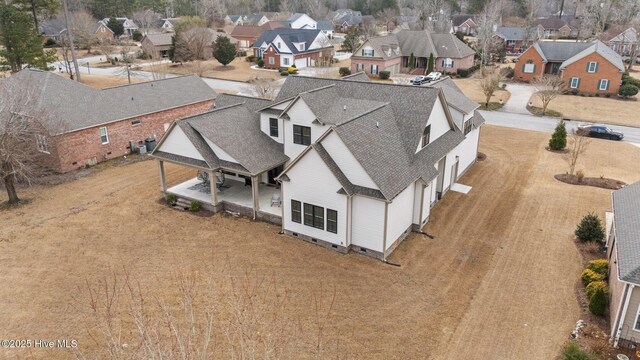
[480,110,640,145]
[499,83,536,114]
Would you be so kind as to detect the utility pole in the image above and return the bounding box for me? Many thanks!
[62,0,81,82]
[559,0,565,19]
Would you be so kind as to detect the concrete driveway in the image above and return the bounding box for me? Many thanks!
[499,82,536,114]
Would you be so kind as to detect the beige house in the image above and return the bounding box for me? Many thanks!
[608,181,640,348]
[141,33,173,58]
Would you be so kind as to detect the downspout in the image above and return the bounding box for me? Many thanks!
[612,282,629,339]
[279,179,285,234]
[346,195,353,247]
[418,183,425,229]
[382,202,389,261]
[615,284,635,347]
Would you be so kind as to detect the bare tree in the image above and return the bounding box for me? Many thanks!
[114,43,139,84]
[95,41,115,63]
[199,0,228,25]
[533,75,564,115]
[0,77,58,205]
[479,71,503,108]
[522,0,544,46]
[566,133,591,176]
[66,10,99,51]
[377,8,399,33]
[279,0,295,14]
[414,0,451,32]
[133,9,161,35]
[245,78,277,99]
[305,0,328,19]
[476,0,502,66]
[174,26,214,62]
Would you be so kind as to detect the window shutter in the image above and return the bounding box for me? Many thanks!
[522,63,525,73]
[533,64,536,73]
[371,50,374,56]
[597,79,601,89]
[586,62,590,71]
[606,80,610,90]
[595,62,599,72]
[577,78,580,88]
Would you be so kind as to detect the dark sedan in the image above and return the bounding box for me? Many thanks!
[576,124,624,140]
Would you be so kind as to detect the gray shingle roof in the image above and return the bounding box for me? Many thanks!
[559,40,625,72]
[428,77,479,115]
[177,99,289,175]
[613,182,640,284]
[317,20,333,31]
[353,31,475,60]
[452,15,476,27]
[275,76,468,200]
[253,28,326,54]
[143,33,173,46]
[341,71,371,82]
[534,41,593,62]
[494,27,537,41]
[3,69,216,135]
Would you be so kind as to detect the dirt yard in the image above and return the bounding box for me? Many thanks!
[1,126,639,359]
[528,94,640,127]
[454,77,512,105]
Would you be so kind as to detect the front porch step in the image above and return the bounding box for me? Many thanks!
[173,198,192,210]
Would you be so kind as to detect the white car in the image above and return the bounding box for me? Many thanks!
[425,72,442,81]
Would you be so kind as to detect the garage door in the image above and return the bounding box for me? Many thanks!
[294,58,307,68]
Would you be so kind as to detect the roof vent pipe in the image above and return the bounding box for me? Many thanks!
[343,105,347,111]
[376,121,379,128]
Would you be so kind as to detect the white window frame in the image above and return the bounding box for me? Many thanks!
[269,57,275,65]
[444,58,453,68]
[599,79,609,91]
[570,77,579,89]
[277,42,281,49]
[587,61,597,73]
[371,64,378,75]
[298,43,305,51]
[101,26,106,33]
[363,49,374,57]
[283,57,290,66]
[356,63,363,71]
[523,62,535,73]
[36,134,49,154]
[99,127,109,145]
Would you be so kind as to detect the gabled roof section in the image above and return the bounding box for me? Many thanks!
[534,41,592,62]
[558,40,625,72]
[430,33,476,58]
[602,26,638,43]
[295,86,388,126]
[183,102,289,175]
[452,14,477,27]
[353,31,475,59]
[428,77,479,115]
[252,28,326,53]
[212,93,273,112]
[494,27,537,41]
[4,69,216,135]
[143,33,173,46]
[613,182,640,284]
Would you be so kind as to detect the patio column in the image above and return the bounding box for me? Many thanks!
[208,170,217,206]
[251,175,259,219]
[158,160,166,193]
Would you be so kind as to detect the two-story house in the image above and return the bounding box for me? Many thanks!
[282,13,317,30]
[350,30,476,76]
[149,74,484,259]
[602,26,638,58]
[493,26,540,54]
[252,28,334,69]
[607,182,640,349]
[100,17,139,37]
[514,40,625,95]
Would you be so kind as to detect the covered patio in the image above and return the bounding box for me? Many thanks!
[165,176,282,217]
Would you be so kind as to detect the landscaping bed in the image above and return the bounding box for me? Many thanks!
[555,174,626,190]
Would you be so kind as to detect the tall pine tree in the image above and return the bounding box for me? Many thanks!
[0,4,54,72]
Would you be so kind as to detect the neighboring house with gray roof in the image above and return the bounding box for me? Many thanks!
[3,69,216,173]
[150,73,483,259]
[141,33,173,58]
[253,28,334,69]
[601,26,638,58]
[493,26,540,54]
[350,30,476,76]
[224,14,269,26]
[452,15,478,35]
[607,182,640,349]
[515,40,624,94]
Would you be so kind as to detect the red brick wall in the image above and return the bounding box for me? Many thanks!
[95,25,115,43]
[435,55,474,73]
[263,46,280,69]
[560,52,623,95]
[43,100,213,173]
[350,56,401,75]
[514,46,545,82]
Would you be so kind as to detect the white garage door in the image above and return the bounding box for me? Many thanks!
[294,58,307,68]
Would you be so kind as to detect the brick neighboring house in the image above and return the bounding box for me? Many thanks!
[514,40,625,95]
[535,18,577,39]
[601,26,638,58]
[100,17,139,38]
[141,33,172,58]
[452,15,478,35]
[40,17,114,44]
[4,69,216,173]
[253,28,334,69]
[95,22,115,42]
[494,26,539,54]
[350,30,476,76]
[231,25,264,48]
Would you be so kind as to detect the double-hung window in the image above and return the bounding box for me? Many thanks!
[598,79,609,91]
[326,209,337,234]
[587,61,598,73]
[371,64,378,74]
[99,127,109,144]
[303,203,324,229]
[269,118,278,137]
[362,49,374,56]
[570,77,580,89]
[293,125,311,145]
[291,200,301,223]
[421,125,431,148]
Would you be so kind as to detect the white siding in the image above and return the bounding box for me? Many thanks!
[280,54,294,67]
[422,182,431,223]
[203,138,237,163]
[283,99,328,160]
[453,127,480,177]
[448,107,465,131]
[385,183,415,250]
[291,15,317,29]
[283,149,347,246]
[260,113,284,143]
[321,132,379,189]
[351,195,386,252]
[273,35,292,53]
[415,96,453,153]
[309,33,330,50]
[157,126,204,161]
[412,183,422,224]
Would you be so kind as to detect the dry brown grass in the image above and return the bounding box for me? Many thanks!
[453,77,512,105]
[153,56,282,82]
[1,126,639,359]
[528,93,640,127]
[53,72,144,89]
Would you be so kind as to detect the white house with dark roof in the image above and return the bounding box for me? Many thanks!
[100,17,139,37]
[283,13,317,30]
[150,74,483,259]
[252,28,334,69]
[607,182,640,348]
